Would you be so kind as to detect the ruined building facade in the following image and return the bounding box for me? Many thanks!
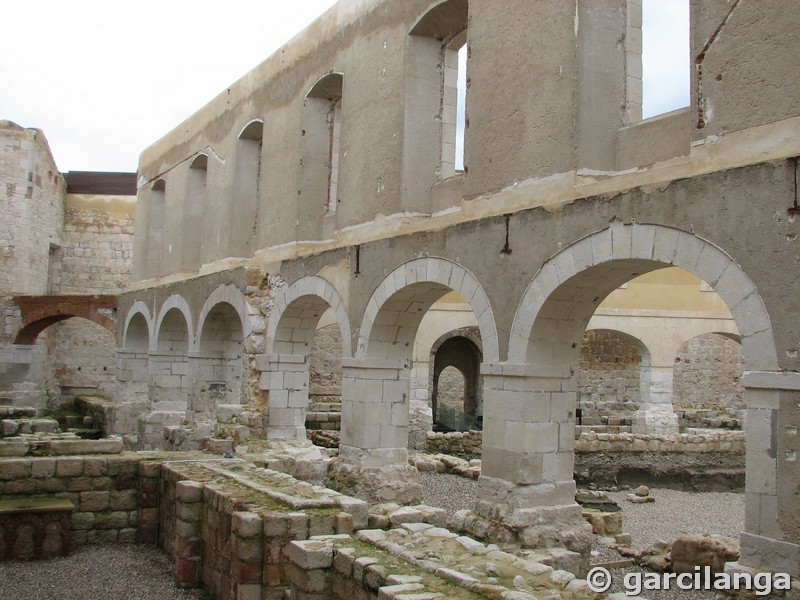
[2,0,799,581]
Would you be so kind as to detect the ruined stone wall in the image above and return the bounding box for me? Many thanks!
[0,122,64,295]
[577,330,641,424]
[0,455,153,546]
[59,195,135,294]
[45,319,118,399]
[673,333,745,415]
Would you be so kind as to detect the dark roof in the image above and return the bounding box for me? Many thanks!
[64,171,137,195]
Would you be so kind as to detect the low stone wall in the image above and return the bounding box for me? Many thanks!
[158,460,368,598]
[0,454,153,545]
[424,430,482,455]
[424,429,746,456]
[573,430,746,453]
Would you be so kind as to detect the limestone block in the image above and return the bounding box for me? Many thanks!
[285,539,334,570]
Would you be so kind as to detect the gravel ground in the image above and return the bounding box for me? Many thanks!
[0,544,204,600]
[420,472,746,599]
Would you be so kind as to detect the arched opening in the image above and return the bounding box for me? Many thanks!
[304,73,343,219]
[156,308,190,353]
[124,312,150,352]
[332,258,497,503]
[192,302,245,422]
[407,0,469,186]
[489,225,776,564]
[674,332,745,430]
[146,178,166,278]
[627,0,690,121]
[265,276,351,440]
[182,154,208,272]
[229,120,263,258]
[430,334,482,432]
[149,306,191,422]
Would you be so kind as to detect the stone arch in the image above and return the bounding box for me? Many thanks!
[194,285,250,353]
[155,295,193,352]
[122,301,153,351]
[266,276,352,357]
[13,296,116,345]
[508,224,776,372]
[357,257,499,363]
[429,331,483,431]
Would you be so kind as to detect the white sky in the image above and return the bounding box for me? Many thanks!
[1,0,689,174]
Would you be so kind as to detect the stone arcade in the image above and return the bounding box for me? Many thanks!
[2,0,799,594]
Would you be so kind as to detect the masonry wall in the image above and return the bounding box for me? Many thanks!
[309,323,342,401]
[577,330,641,424]
[674,333,745,414]
[60,194,135,294]
[45,319,118,398]
[0,455,154,547]
[0,121,64,295]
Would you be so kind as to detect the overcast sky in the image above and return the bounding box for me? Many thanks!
[1,0,689,174]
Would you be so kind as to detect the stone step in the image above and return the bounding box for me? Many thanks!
[0,418,60,437]
[0,406,37,418]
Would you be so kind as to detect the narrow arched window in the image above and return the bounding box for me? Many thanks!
[304,73,343,214]
[229,120,263,257]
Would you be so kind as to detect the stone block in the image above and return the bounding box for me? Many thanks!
[233,512,263,539]
[0,458,32,480]
[80,491,110,512]
[285,540,334,570]
[30,458,55,478]
[109,489,138,511]
[176,480,204,503]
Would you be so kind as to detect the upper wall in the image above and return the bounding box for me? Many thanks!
[0,121,65,295]
[133,0,800,282]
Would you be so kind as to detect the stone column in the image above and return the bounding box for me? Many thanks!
[730,371,800,580]
[632,364,679,435]
[407,361,433,451]
[257,354,309,440]
[328,358,421,503]
[459,363,592,570]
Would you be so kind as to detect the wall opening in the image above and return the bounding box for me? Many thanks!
[409,0,469,181]
[182,155,207,272]
[627,0,690,121]
[147,179,166,278]
[304,73,344,215]
[230,121,263,258]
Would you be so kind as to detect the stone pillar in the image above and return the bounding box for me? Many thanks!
[407,361,433,451]
[460,363,592,568]
[733,371,800,579]
[327,358,421,503]
[632,364,679,435]
[257,354,309,440]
